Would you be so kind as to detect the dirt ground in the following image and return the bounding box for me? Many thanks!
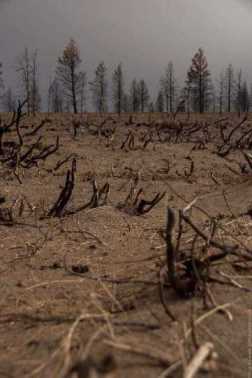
[0,111,252,378]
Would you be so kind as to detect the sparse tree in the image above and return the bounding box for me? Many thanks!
[187,48,212,113]
[160,61,176,112]
[129,79,140,112]
[56,38,84,113]
[138,79,149,112]
[89,61,108,112]
[112,63,124,114]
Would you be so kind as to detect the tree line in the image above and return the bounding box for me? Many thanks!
[0,38,251,114]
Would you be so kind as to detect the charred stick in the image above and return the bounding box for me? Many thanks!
[181,213,236,254]
[165,208,177,289]
[48,159,76,217]
[15,100,26,148]
[226,114,247,143]
[24,136,59,167]
[137,192,166,215]
[54,153,77,171]
[24,118,51,137]
[19,136,42,163]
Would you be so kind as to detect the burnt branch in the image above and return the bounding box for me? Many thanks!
[164,208,198,298]
[163,207,232,299]
[120,131,135,151]
[165,208,177,289]
[181,212,237,255]
[15,100,27,149]
[0,207,14,226]
[136,192,166,215]
[118,182,165,216]
[0,98,27,156]
[88,180,110,208]
[53,153,78,172]
[242,151,252,171]
[47,159,76,218]
[184,157,195,179]
[65,180,110,216]
[217,115,248,156]
[24,118,52,137]
[22,136,59,168]
[19,136,43,165]
[225,114,247,143]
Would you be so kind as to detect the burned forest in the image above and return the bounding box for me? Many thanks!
[0,105,251,377]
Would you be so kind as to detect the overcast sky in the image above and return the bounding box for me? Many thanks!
[0,0,252,109]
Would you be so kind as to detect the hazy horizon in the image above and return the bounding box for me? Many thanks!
[1,0,252,109]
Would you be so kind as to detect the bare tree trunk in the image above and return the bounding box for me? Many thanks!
[16,48,40,115]
[71,65,78,113]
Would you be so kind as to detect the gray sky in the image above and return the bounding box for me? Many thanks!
[0,0,252,109]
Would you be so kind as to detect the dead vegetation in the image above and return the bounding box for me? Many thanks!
[0,110,252,377]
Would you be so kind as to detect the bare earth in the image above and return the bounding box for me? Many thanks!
[0,111,252,378]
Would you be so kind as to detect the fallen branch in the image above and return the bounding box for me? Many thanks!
[184,342,215,378]
[181,212,237,255]
[104,338,174,367]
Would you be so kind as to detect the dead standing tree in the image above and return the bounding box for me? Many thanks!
[224,64,235,113]
[160,61,177,113]
[217,71,225,114]
[16,48,41,115]
[89,61,108,113]
[30,50,41,114]
[138,79,150,112]
[187,48,212,113]
[112,63,124,115]
[48,78,64,113]
[79,71,87,112]
[16,48,32,115]
[129,79,140,112]
[56,38,85,114]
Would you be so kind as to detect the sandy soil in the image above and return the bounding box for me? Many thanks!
[0,111,252,378]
